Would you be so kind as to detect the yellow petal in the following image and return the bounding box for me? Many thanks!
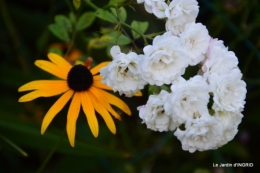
[133,91,142,97]
[18,80,67,92]
[47,53,72,71]
[99,90,131,116]
[35,60,68,80]
[18,83,70,102]
[80,91,99,137]
[41,89,74,134]
[90,61,110,75]
[66,92,81,147]
[87,90,116,134]
[93,75,102,81]
[93,80,112,90]
[89,87,121,120]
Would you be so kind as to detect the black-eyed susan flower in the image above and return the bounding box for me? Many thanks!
[18,53,131,147]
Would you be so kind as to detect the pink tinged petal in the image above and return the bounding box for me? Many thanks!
[110,45,121,59]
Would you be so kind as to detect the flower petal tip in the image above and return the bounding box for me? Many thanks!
[134,91,142,97]
[93,133,98,138]
[18,97,29,102]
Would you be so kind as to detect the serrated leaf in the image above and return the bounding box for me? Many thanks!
[76,12,95,31]
[48,23,70,42]
[100,31,131,45]
[131,20,149,39]
[110,7,127,22]
[73,0,81,10]
[95,9,117,23]
[54,15,73,32]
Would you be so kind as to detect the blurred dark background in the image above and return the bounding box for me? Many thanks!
[0,0,259,173]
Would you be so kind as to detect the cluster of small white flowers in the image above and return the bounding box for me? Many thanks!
[99,0,247,152]
[137,0,199,36]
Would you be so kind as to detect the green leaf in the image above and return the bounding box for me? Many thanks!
[73,0,81,10]
[95,9,117,23]
[69,12,76,24]
[131,20,149,39]
[108,0,126,6]
[88,38,108,50]
[54,15,73,32]
[160,84,170,92]
[48,23,70,42]
[100,31,131,45]
[148,85,159,95]
[110,7,127,22]
[0,113,127,158]
[76,12,96,31]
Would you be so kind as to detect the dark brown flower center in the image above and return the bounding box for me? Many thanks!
[67,65,93,91]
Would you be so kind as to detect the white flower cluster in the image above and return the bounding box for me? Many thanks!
[137,0,199,36]
[99,0,247,152]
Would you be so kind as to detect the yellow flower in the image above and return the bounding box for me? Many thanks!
[18,53,131,147]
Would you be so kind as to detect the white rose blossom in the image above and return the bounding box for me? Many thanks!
[209,69,247,112]
[138,90,179,132]
[99,46,147,97]
[137,0,168,18]
[165,0,199,25]
[179,22,211,65]
[165,19,186,36]
[214,111,243,147]
[140,31,189,86]
[202,38,239,79]
[152,1,168,19]
[164,76,210,124]
[174,114,223,153]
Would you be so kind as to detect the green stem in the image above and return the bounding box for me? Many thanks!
[122,28,140,53]
[121,22,148,45]
[102,1,139,9]
[65,30,77,58]
[0,134,28,157]
[36,132,65,173]
[84,0,99,10]
[64,1,79,58]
